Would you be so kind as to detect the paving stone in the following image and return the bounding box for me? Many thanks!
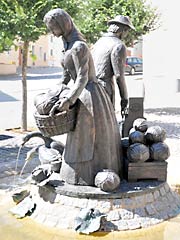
[59,195,68,205]
[172,192,180,206]
[168,202,180,213]
[159,186,166,196]
[34,213,46,224]
[164,183,170,193]
[63,196,74,206]
[152,213,164,222]
[161,196,169,208]
[98,200,111,212]
[175,199,180,208]
[44,216,59,227]
[168,208,180,218]
[116,220,129,231]
[41,202,54,215]
[119,209,133,220]
[87,199,99,209]
[139,217,154,228]
[145,193,154,203]
[166,192,174,202]
[112,198,122,209]
[134,195,146,208]
[72,198,88,208]
[127,219,141,230]
[145,203,157,215]
[153,200,166,212]
[56,219,71,229]
[122,197,135,209]
[149,217,162,225]
[50,205,67,218]
[107,210,120,221]
[158,211,169,221]
[134,207,147,218]
[56,208,79,229]
[153,190,160,200]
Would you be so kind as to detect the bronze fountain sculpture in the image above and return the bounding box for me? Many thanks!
[10,8,180,235]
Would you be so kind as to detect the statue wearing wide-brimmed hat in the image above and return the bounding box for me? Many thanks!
[92,15,135,109]
[107,15,135,30]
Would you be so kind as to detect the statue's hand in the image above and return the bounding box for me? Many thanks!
[58,97,70,112]
[49,98,70,117]
[49,104,59,117]
[121,99,128,111]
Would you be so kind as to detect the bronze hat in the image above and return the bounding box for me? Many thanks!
[108,15,135,30]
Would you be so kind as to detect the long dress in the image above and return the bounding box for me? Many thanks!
[59,38,123,186]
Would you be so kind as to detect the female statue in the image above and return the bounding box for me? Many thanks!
[43,8,122,186]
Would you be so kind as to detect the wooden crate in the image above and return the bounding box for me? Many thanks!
[128,161,167,182]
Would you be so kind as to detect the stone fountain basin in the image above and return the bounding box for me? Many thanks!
[29,174,180,232]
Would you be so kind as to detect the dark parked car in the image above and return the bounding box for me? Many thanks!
[125,57,143,75]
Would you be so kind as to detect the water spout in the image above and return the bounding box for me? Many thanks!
[13,146,22,184]
[20,147,38,176]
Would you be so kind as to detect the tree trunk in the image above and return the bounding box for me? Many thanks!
[21,40,29,131]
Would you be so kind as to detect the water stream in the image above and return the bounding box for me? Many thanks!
[13,146,23,185]
[0,193,180,240]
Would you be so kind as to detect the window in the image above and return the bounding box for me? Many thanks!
[44,53,46,61]
[127,58,132,63]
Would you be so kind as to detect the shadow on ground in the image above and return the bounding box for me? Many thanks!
[0,91,19,102]
[0,134,14,141]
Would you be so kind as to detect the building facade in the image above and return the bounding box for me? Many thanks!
[0,34,62,74]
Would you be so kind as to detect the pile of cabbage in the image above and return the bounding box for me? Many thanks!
[122,118,170,163]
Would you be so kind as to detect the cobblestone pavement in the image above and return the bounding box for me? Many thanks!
[0,107,180,191]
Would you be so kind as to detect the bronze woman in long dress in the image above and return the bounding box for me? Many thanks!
[43,8,122,186]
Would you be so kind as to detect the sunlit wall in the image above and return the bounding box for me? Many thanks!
[143,0,180,108]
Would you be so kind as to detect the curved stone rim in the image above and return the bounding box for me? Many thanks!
[49,180,166,199]
[30,181,180,231]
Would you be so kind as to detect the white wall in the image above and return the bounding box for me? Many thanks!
[143,0,180,108]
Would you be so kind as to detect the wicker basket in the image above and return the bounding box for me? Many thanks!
[34,107,77,137]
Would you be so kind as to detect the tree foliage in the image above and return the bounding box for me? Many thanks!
[74,0,160,46]
[0,0,159,51]
[0,0,79,49]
